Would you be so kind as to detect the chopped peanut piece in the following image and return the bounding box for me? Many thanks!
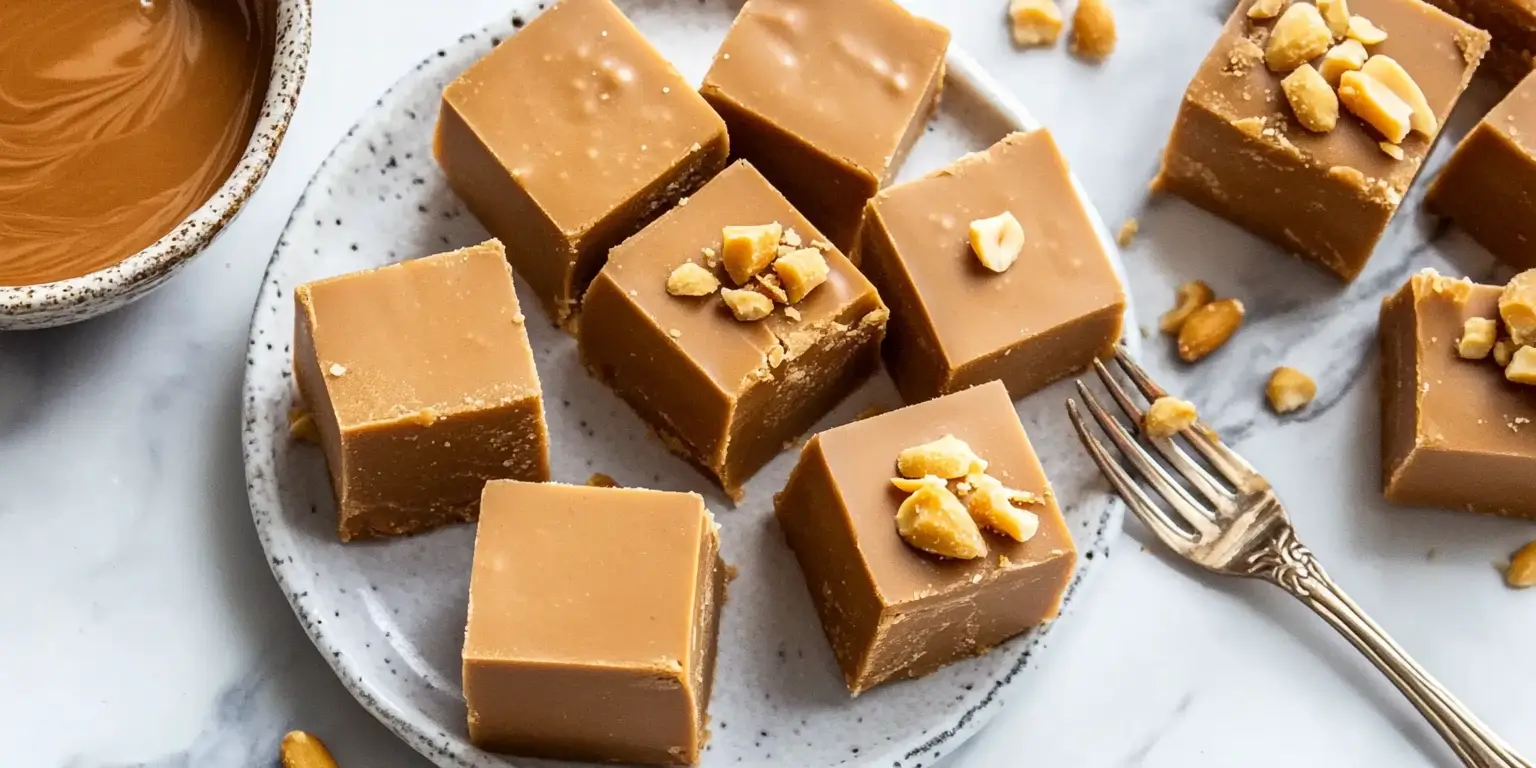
[1247,0,1289,19]
[964,473,1041,542]
[586,472,621,488]
[665,262,721,297]
[1457,317,1498,360]
[1338,70,1412,143]
[281,731,340,768]
[1282,64,1340,133]
[1160,280,1216,334]
[1499,269,1536,346]
[969,211,1027,272]
[781,227,802,248]
[1494,339,1517,368]
[1361,55,1436,137]
[1177,298,1245,362]
[754,272,789,304]
[891,474,946,493]
[1507,346,1536,385]
[1116,218,1139,247]
[784,306,802,321]
[1266,3,1333,73]
[1347,15,1387,45]
[897,434,988,479]
[896,482,988,560]
[288,408,320,444]
[1379,141,1405,160]
[1069,0,1116,59]
[774,247,830,303]
[721,222,783,285]
[1426,270,1474,303]
[1505,540,1536,589]
[1317,0,1350,37]
[1144,396,1198,437]
[720,287,773,321]
[1319,39,1368,86]
[1266,367,1317,413]
[1009,0,1064,47]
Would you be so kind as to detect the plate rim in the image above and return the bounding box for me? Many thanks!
[241,13,1138,768]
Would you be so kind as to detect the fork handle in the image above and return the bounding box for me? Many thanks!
[1248,526,1530,768]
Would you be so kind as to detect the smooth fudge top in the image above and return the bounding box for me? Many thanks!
[865,130,1123,370]
[1482,70,1536,156]
[441,0,725,236]
[1193,0,1487,198]
[812,381,1074,604]
[465,480,719,667]
[701,0,950,181]
[597,160,881,394]
[295,240,539,429]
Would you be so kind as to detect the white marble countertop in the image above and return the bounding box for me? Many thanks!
[3,0,1534,766]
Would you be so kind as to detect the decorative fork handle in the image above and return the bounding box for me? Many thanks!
[1246,526,1529,768]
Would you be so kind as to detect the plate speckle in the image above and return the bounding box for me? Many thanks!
[241,3,1134,767]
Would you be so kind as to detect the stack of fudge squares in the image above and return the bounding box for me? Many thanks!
[1158,0,1536,519]
[290,0,1125,763]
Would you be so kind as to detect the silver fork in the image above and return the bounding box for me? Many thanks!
[1066,347,1530,768]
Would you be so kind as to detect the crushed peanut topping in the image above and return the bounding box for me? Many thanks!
[1337,70,1411,143]
[1424,269,1474,303]
[1319,39,1368,85]
[1317,0,1350,38]
[784,306,802,321]
[896,482,988,560]
[754,272,789,304]
[1266,3,1333,73]
[1506,346,1536,385]
[781,227,803,248]
[665,262,720,297]
[1361,55,1436,137]
[964,473,1041,543]
[897,434,988,479]
[1010,0,1065,47]
[720,287,773,322]
[1457,317,1498,360]
[1144,396,1199,437]
[1266,367,1317,413]
[1494,338,1517,368]
[774,248,830,304]
[969,211,1027,272]
[1282,63,1339,133]
[1346,15,1387,45]
[721,222,783,285]
[1177,298,1245,362]
[1499,269,1536,346]
[891,474,946,493]
[1069,0,1117,59]
[701,246,720,268]
[1160,280,1216,334]
[1505,540,1536,589]
[1247,0,1289,19]
[1379,141,1405,160]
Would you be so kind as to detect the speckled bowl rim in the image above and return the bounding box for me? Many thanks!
[242,29,1138,768]
[0,0,313,331]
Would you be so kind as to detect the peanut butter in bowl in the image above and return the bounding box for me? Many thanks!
[0,0,311,330]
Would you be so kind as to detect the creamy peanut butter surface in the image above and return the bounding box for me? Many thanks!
[0,0,273,286]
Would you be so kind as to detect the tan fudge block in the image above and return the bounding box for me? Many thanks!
[1427,71,1536,269]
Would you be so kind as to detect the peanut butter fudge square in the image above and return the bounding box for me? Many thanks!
[1158,0,1487,280]
[775,381,1076,695]
[1427,71,1536,270]
[857,130,1125,405]
[579,160,888,499]
[1380,270,1536,518]
[435,0,729,327]
[293,241,549,541]
[1419,0,1536,84]
[464,480,726,765]
[700,0,950,251]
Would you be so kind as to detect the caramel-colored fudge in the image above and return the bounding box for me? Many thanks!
[293,241,549,541]
[774,381,1077,695]
[463,480,726,765]
[580,161,888,499]
[1158,0,1488,280]
[1421,0,1536,84]
[1380,271,1536,518]
[435,0,729,326]
[699,0,950,251]
[1427,71,1536,269]
[857,130,1125,404]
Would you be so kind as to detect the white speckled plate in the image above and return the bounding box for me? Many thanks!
[242,3,1138,766]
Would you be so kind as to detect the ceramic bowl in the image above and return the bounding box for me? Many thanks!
[0,0,313,331]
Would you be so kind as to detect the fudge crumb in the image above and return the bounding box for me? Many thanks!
[1159,279,1215,334]
[968,211,1026,272]
[511,312,525,325]
[1144,396,1198,437]
[1504,540,1536,588]
[1116,218,1139,247]
[327,363,348,377]
[668,328,683,339]
[1456,317,1498,360]
[666,262,721,297]
[896,482,987,560]
[1069,0,1116,60]
[1347,15,1387,45]
[784,306,802,322]
[721,288,773,322]
[586,473,621,488]
[897,434,988,479]
[1232,116,1267,137]
[721,222,783,285]
[1266,367,1317,413]
[287,408,320,444]
[774,248,830,303]
[1009,0,1064,47]
[1266,4,1332,73]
